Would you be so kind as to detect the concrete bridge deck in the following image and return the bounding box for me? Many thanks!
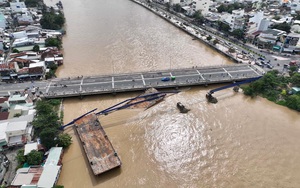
[43,64,263,98]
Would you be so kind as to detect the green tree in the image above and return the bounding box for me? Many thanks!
[12,49,20,53]
[273,15,281,20]
[25,0,42,7]
[217,4,226,13]
[231,29,244,39]
[271,22,291,33]
[40,127,59,150]
[228,47,235,53]
[16,149,26,166]
[57,133,72,149]
[26,150,43,165]
[53,185,64,188]
[285,95,300,111]
[33,45,40,52]
[193,10,204,23]
[40,11,65,30]
[45,38,62,49]
[206,35,212,41]
[217,21,230,33]
[173,4,182,12]
[290,73,300,86]
[213,38,219,45]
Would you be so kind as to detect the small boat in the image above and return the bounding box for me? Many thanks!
[177,102,190,113]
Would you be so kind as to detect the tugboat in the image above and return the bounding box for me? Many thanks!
[177,102,190,113]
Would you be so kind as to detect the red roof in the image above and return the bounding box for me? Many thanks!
[0,112,9,120]
[0,97,8,103]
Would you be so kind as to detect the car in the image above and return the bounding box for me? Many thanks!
[161,77,170,81]
[255,62,262,66]
[284,64,290,68]
[258,57,265,61]
[261,61,267,65]
[266,64,274,69]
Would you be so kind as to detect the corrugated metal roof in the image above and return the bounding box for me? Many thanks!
[37,165,61,188]
[24,142,38,155]
[45,147,63,166]
[6,121,27,132]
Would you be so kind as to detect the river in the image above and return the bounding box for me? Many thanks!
[44,0,300,187]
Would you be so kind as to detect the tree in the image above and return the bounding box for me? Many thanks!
[273,15,281,20]
[217,21,230,33]
[16,149,26,166]
[45,38,62,49]
[290,73,300,86]
[193,10,204,24]
[231,29,244,39]
[33,45,40,52]
[228,47,235,53]
[26,150,43,165]
[213,38,219,45]
[271,22,291,33]
[25,0,42,7]
[217,4,226,13]
[173,4,182,12]
[285,95,300,111]
[40,11,65,30]
[57,133,72,149]
[206,35,212,41]
[12,49,20,53]
[40,127,58,150]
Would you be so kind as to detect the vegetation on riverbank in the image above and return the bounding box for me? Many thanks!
[242,69,300,111]
[32,99,72,150]
[41,8,65,30]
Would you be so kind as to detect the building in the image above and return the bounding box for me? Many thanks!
[5,120,33,146]
[8,93,33,106]
[44,147,63,166]
[257,29,286,49]
[10,0,27,13]
[195,0,211,16]
[11,147,63,188]
[284,33,300,53]
[0,13,6,29]
[222,9,245,32]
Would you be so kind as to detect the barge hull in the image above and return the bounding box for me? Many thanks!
[74,113,121,175]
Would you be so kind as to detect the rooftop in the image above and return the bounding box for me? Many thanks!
[6,120,27,132]
[44,147,63,166]
[37,165,61,188]
[24,142,38,155]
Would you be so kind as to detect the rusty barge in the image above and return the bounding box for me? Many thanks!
[74,113,121,175]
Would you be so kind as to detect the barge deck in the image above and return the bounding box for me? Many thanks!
[74,113,121,175]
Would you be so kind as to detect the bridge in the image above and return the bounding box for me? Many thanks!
[43,64,264,99]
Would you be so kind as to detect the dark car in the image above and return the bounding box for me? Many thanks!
[258,57,265,61]
[161,77,170,81]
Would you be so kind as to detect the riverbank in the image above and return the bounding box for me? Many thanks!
[130,0,252,64]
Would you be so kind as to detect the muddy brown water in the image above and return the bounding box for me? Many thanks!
[43,0,300,187]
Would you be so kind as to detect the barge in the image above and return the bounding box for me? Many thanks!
[74,113,121,175]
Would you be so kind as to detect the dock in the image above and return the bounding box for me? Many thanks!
[74,113,121,175]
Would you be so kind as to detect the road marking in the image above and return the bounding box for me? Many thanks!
[248,65,261,76]
[141,74,146,86]
[169,72,173,77]
[112,77,114,89]
[80,77,84,92]
[46,81,52,93]
[223,68,233,78]
[196,70,205,80]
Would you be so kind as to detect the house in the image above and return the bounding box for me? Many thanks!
[283,33,300,53]
[257,29,286,49]
[195,0,211,16]
[10,0,27,13]
[44,147,63,166]
[0,122,8,150]
[5,121,33,146]
[0,13,6,29]
[11,147,63,188]
[8,93,33,106]
[11,166,44,186]
[11,31,27,39]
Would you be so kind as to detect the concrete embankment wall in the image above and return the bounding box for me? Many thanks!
[129,0,239,63]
